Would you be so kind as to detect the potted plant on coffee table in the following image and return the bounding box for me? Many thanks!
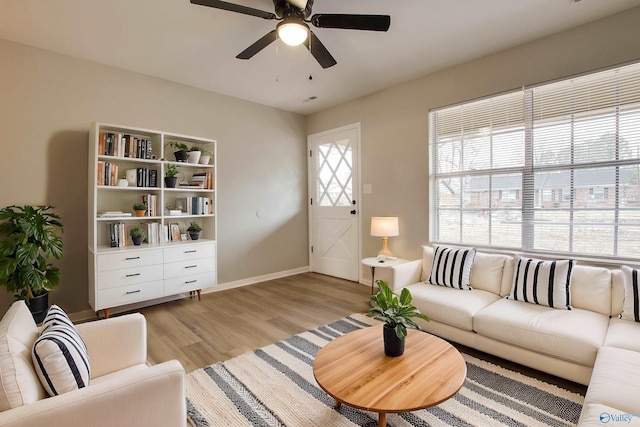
[369,280,429,357]
[129,227,146,246]
[0,205,64,323]
[187,221,202,240]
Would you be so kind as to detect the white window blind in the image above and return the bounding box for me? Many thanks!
[429,62,640,260]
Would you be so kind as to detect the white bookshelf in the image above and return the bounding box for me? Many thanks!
[87,122,217,317]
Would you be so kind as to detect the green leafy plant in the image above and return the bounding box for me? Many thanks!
[187,221,202,233]
[0,205,64,301]
[132,202,147,211]
[369,280,429,339]
[164,162,179,178]
[166,141,188,152]
[129,227,146,240]
[189,146,212,156]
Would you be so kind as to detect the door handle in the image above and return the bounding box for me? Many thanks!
[350,210,357,215]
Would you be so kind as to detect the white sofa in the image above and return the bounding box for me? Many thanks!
[0,302,186,427]
[390,246,640,426]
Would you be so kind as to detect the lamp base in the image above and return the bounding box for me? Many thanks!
[378,237,393,258]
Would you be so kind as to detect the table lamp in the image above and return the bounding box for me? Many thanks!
[370,217,399,257]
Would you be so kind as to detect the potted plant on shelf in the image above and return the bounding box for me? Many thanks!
[187,146,202,164]
[187,221,202,240]
[163,160,179,188]
[369,280,429,357]
[129,227,146,246]
[166,141,189,162]
[198,148,212,165]
[0,205,64,323]
[132,202,147,217]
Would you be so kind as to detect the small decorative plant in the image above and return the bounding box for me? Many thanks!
[187,222,202,233]
[166,141,188,152]
[129,227,146,245]
[369,280,429,339]
[0,205,64,302]
[132,202,147,210]
[164,162,178,178]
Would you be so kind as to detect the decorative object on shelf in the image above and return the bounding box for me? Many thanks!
[166,141,189,162]
[129,227,146,246]
[187,221,202,240]
[187,146,202,164]
[117,179,128,187]
[369,280,429,357]
[132,202,147,217]
[163,160,179,188]
[0,205,64,323]
[370,216,399,257]
[198,148,213,165]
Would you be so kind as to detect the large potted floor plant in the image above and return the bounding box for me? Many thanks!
[0,205,64,323]
[369,280,429,357]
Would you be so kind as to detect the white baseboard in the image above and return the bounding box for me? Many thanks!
[69,266,310,322]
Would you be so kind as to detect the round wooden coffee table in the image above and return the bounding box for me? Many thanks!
[313,324,466,427]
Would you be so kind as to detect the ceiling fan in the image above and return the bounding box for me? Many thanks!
[190,0,391,69]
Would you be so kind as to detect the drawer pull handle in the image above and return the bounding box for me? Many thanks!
[185,265,197,269]
[185,280,197,284]
[125,257,140,260]
[126,290,141,295]
[184,250,197,254]
[126,273,141,277]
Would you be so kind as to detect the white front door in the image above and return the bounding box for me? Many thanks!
[308,124,360,281]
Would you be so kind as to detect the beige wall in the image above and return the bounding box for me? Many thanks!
[307,7,640,276]
[0,39,308,313]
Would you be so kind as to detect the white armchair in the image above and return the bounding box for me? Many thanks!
[0,306,186,427]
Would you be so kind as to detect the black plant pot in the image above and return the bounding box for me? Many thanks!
[189,231,200,241]
[383,324,405,357]
[174,150,189,162]
[164,176,178,188]
[132,237,143,246]
[27,291,49,324]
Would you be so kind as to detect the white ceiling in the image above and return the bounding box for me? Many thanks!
[1,0,640,115]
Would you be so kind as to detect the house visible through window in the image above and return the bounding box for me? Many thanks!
[429,61,640,260]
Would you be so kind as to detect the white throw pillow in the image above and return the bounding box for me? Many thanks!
[0,301,47,411]
[32,305,91,396]
[620,265,640,322]
[427,245,476,290]
[508,255,574,310]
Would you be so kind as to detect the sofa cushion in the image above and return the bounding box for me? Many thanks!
[32,305,91,396]
[604,317,640,352]
[474,298,607,366]
[405,283,500,331]
[508,255,574,309]
[584,347,640,419]
[571,265,612,316]
[611,269,625,318]
[0,301,47,411]
[427,245,476,290]
[620,266,640,322]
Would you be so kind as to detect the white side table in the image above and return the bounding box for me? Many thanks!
[361,257,408,298]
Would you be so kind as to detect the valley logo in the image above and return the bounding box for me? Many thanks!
[599,411,639,424]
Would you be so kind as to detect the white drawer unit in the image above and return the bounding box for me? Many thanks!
[88,122,217,318]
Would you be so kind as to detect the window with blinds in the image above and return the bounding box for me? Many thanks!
[429,62,640,261]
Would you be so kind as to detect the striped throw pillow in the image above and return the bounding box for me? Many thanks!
[620,266,640,322]
[32,305,91,396]
[427,246,476,290]
[509,256,574,310]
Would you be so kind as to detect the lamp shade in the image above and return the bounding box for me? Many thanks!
[370,217,399,237]
[277,21,309,46]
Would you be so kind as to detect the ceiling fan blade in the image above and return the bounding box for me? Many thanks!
[286,0,308,10]
[310,14,390,31]
[236,30,277,59]
[190,0,276,20]
[304,31,337,69]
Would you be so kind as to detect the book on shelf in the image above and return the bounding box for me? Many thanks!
[99,132,153,159]
[98,211,132,218]
[141,194,158,217]
[108,222,128,248]
[97,161,119,186]
[187,172,214,189]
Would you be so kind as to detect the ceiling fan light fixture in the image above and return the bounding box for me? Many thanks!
[277,20,309,46]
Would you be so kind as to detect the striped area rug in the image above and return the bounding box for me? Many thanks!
[186,314,584,426]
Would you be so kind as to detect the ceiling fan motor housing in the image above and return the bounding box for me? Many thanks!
[273,0,314,19]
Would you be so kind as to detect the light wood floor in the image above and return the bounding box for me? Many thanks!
[139,272,370,373]
[138,272,586,394]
